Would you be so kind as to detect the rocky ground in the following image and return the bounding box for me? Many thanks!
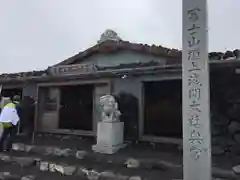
[0,162,81,180]
[0,133,239,180]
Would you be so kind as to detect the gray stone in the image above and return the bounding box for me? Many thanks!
[49,163,57,172]
[53,148,62,156]
[44,147,54,155]
[129,176,141,180]
[39,162,49,172]
[76,150,88,160]
[24,145,35,153]
[116,174,129,180]
[27,146,44,155]
[0,154,12,163]
[0,172,10,180]
[99,171,116,180]
[232,165,240,174]
[52,164,76,176]
[228,121,240,135]
[12,143,25,152]
[76,168,88,178]
[33,158,41,164]
[62,165,77,176]
[87,170,100,180]
[61,148,72,157]
[21,175,35,180]
[52,148,71,157]
[0,172,21,180]
[124,158,140,168]
[14,157,36,167]
[53,164,64,174]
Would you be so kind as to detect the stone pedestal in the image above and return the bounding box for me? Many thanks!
[92,121,126,154]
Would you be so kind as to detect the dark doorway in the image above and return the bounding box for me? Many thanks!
[144,80,182,138]
[1,88,22,100]
[117,92,139,142]
[59,84,94,131]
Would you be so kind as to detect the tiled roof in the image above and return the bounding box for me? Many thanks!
[0,35,239,80]
[0,70,47,80]
[55,40,182,66]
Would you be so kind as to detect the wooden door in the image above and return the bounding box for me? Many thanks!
[37,87,60,131]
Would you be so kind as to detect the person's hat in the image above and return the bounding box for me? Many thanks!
[13,95,21,102]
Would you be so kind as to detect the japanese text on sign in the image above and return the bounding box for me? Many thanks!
[186,7,205,160]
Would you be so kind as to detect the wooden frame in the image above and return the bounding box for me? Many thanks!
[37,79,110,87]
[34,79,111,136]
[139,72,182,143]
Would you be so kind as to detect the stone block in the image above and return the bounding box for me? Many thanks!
[21,175,35,180]
[129,176,142,180]
[0,172,21,180]
[39,162,49,172]
[124,158,140,168]
[75,150,89,160]
[14,157,36,168]
[87,170,100,180]
[0,154,12,163]
[12,143,25,152]
[76,168,88,179]
[99,171,116,180]
[61,165,77,176]
[97,122,123,146]
[24,145,35,153]
[92,122,126,154]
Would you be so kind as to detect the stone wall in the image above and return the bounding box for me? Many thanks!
[211,68,240,155]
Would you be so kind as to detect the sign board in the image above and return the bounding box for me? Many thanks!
[50,64,97,76]
[182,0,211,180]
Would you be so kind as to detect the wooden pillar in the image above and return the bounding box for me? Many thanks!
[182,0,211,180]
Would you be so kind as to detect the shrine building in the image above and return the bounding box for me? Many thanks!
[1,30,240,144]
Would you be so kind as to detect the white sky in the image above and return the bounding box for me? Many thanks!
[0,0,239,73]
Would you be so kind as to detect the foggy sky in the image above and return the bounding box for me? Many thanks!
[0,0,239,73]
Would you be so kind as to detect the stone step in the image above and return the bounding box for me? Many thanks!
[0,151,239,180]
[11,143,182,171]
[0,152,179,180]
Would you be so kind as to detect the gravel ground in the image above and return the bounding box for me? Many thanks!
[1,151,183,180]
[0,162,82,180]
[0,161,182,180]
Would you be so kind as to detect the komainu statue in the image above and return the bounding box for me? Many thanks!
[99,95,121,123]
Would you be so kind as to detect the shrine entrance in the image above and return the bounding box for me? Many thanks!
[1,88,22,100]
[143,80,182,138]
[59,84,94,131]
